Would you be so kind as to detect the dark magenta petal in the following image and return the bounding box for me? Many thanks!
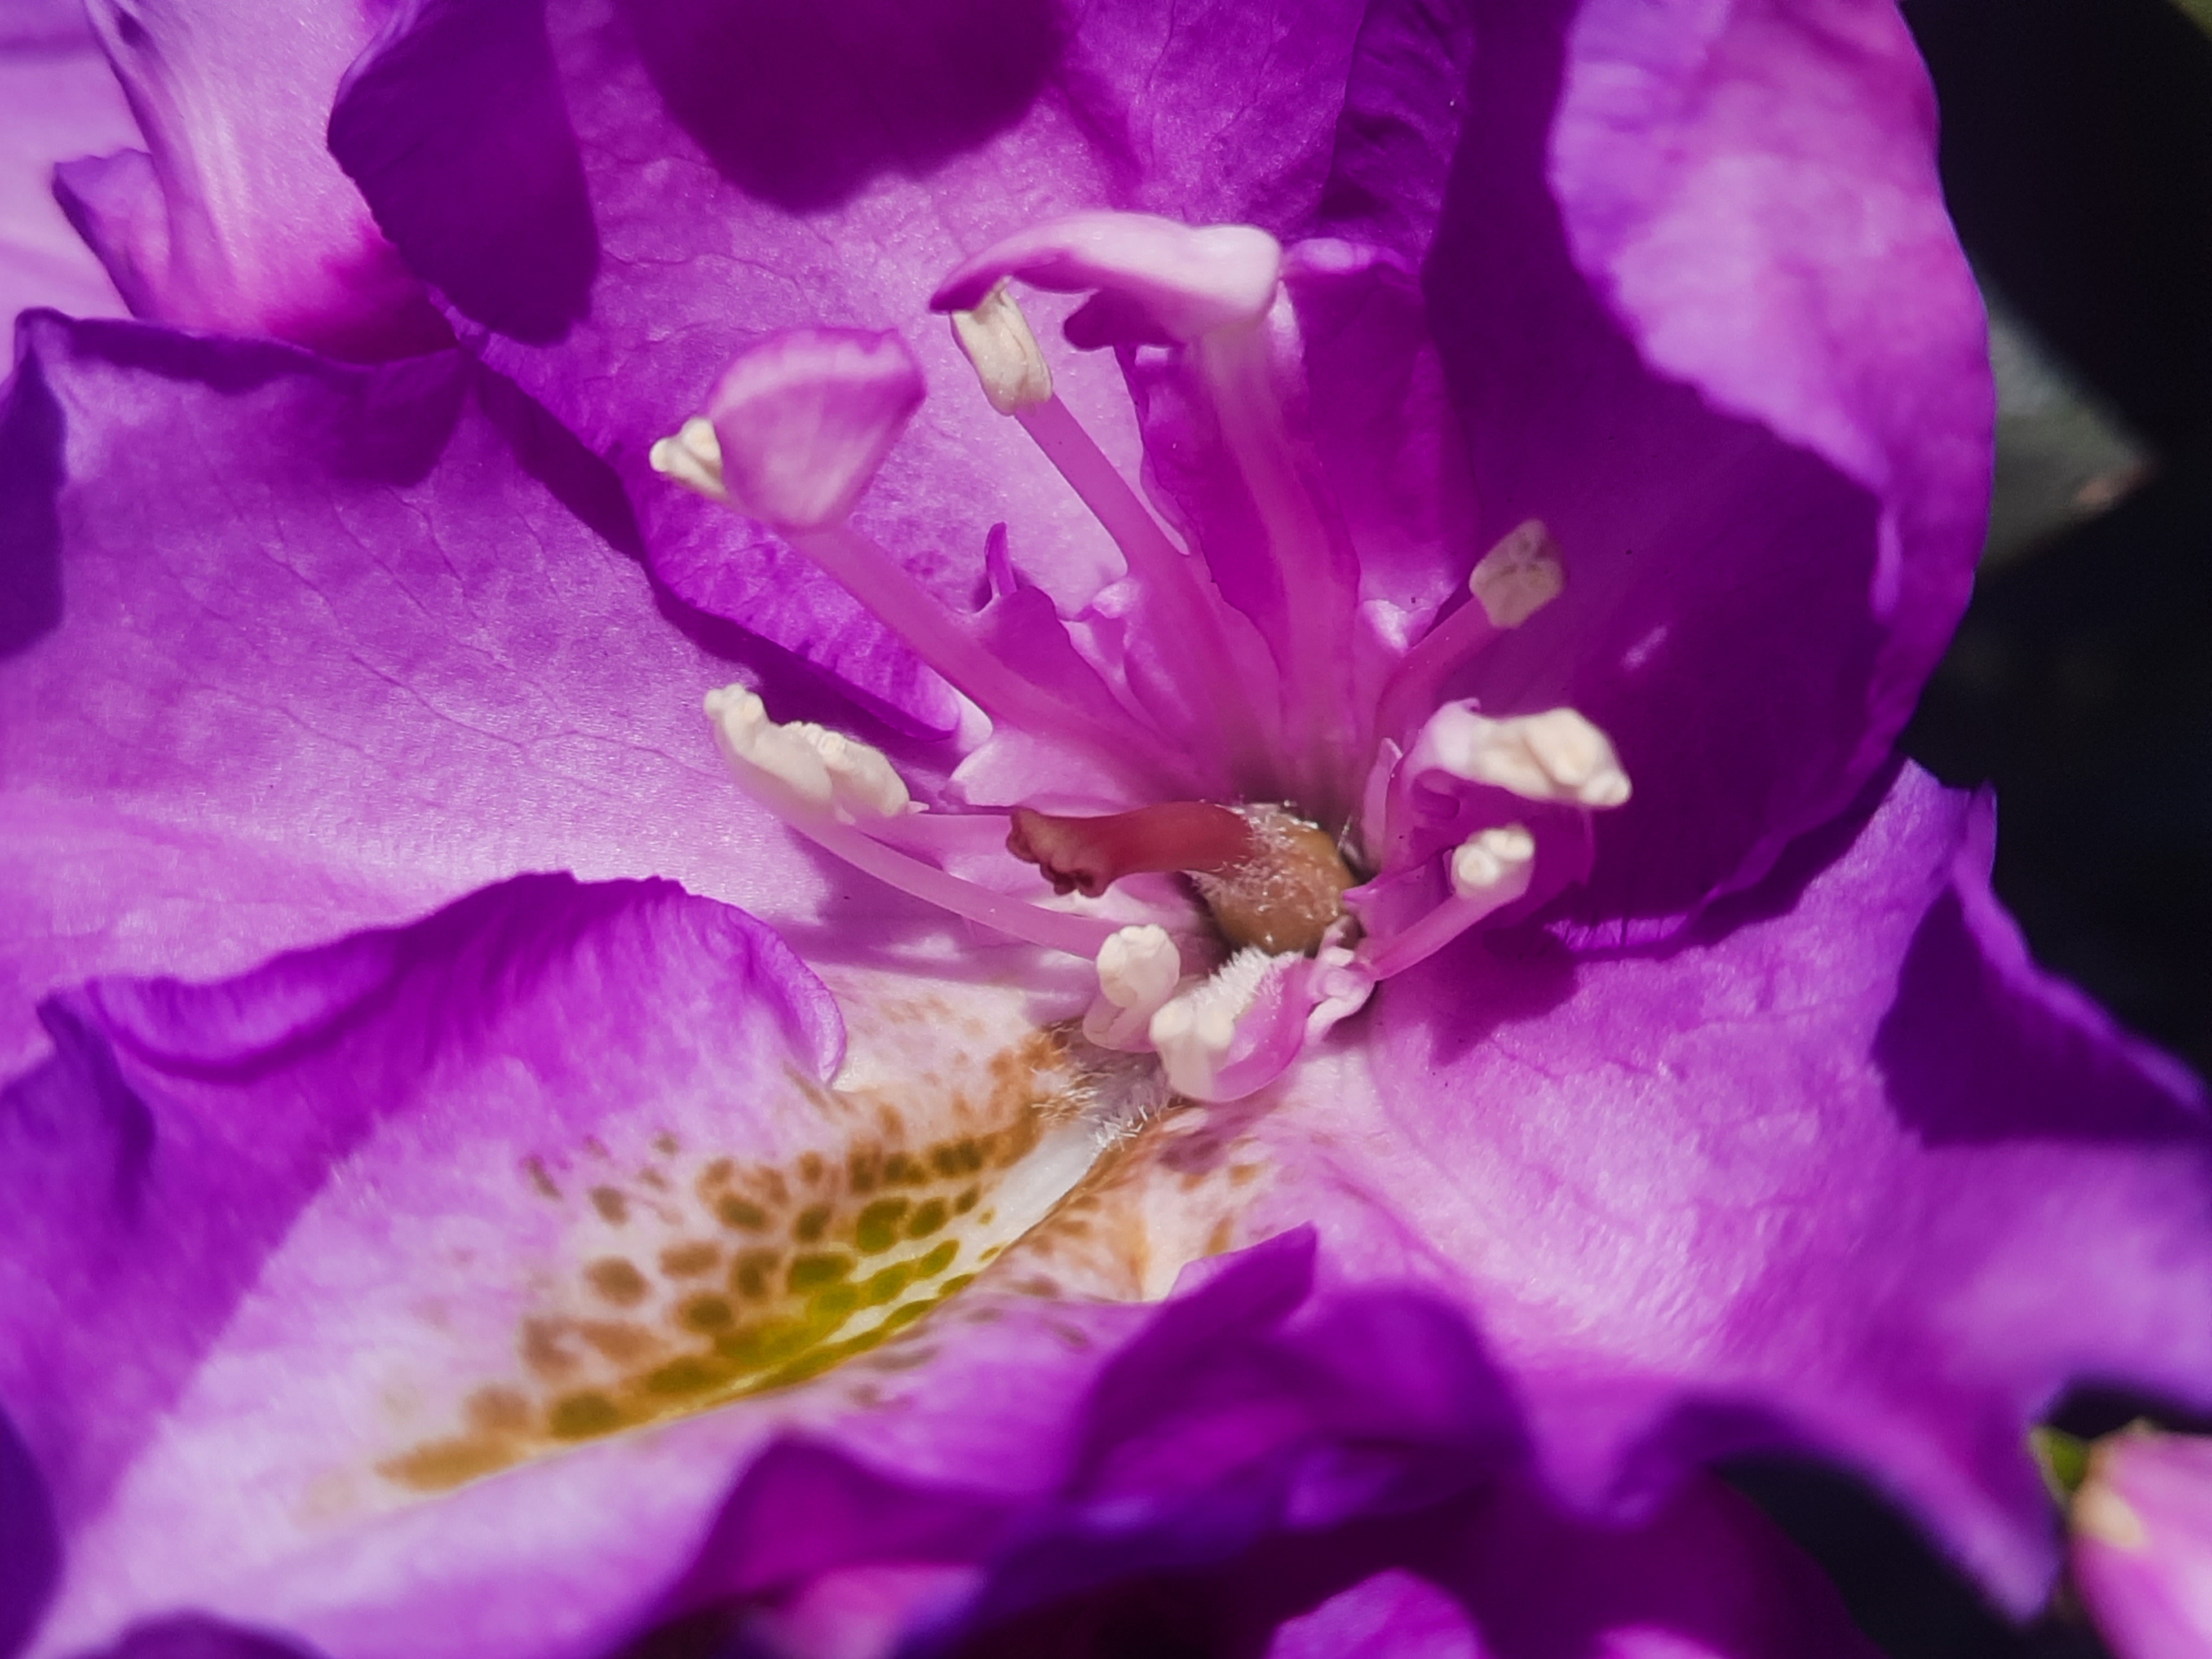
[1320,764,2212,1613]
[617,0,1061,216]
[0,312,838,1073]
[93,1615,322,1659]
[72,0,447,358]
[327,0,597,347]
[1439,1474,1879,1659]
[1429,0,1990,929]
[1311,0,1478,263]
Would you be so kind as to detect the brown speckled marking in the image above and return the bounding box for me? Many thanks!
[588,1187,630,1225]
[659,1241,721,1277]
[584,1259,648,1306]
[382,1025,1099,1493]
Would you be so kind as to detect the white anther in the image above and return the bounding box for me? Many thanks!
[950,279,1053,415]
[1098,925,1181,1010]
[649,417,729,503]
[1450,823,1537,899]
[706,685,832,815]
[1148,948,1274,1098]
[1084,924,1183,1050]
[1410,705,1631,809]
[704,685,912,823]
[810,727,911,818]
[1469,519,1564,628]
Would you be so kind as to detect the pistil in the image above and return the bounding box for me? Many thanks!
[1009,802,1354,955]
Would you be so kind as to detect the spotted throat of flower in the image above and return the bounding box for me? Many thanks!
[651,212,1629,1106]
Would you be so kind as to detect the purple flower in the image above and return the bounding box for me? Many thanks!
[4,0,2211,1655]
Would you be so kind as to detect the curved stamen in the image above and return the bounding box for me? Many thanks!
[784,522,1171,795]
[707,687,1120,959]
[946,282,1280,786]
[1358,825,1537,981]
[1374,520,1564,744]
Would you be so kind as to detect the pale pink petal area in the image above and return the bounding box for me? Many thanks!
[0,16,137,325]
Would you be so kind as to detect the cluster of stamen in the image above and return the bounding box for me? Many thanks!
[654,213,1630,1102]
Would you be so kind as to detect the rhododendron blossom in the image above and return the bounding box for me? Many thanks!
[653,216,1631,1105]
[4,0,2211,1656]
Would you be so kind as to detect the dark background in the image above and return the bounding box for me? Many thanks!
[1730,1,2212,1652]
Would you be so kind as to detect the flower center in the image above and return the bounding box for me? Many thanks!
[653,213,1632,1103]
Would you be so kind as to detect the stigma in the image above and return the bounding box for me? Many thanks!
[655,212,1630,1102]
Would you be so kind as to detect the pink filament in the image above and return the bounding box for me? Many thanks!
[786,523,1165,789]
[1013,394,1279,784]
[801,811,1121,957]
[1193,324,1361,817]
[1372,597,1505,749]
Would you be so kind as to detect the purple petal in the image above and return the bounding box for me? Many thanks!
[0,899,1259,1658]
[0,312,841,1070]
[0,27,137,324]
[652,1233,1871,1658]
[69,0,446,358]
[1428,0,1991,930]
[331,0,1375,728]
[1225,763,2212,1614]
[702,330,926,533]
[49,150,164,319]
[1311,0,1478,263]
[931,214,1283,342]
[87,1615,319,1659]
[326,0,596,347]
[1265,1571,1481,1659]
[1441,1472,1880,1659]
[3,874,843,1657]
